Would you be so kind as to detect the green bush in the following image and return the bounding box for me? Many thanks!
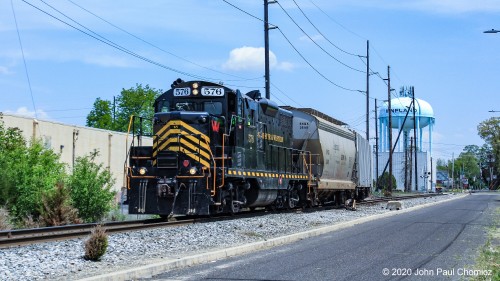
[0,117,117,227]
[84,225,108,261]
[12,140,66,220]
[39,182,81,226]
[377,172,397,195]
[0,116,66,221]
[0,118,26,207]
[68,152,116,223]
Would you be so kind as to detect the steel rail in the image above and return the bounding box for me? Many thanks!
[0,218,195,248]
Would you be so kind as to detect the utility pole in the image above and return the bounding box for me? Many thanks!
[366,40,370,141]
[430,156,433,192]
[452,153,455,190]
[113,96,116,129]
[387,66,393,194]
[404,137,408,192]
[264,0,277,100]
[412,86,418,192]
[374,98,379,190]
[409,137,413,192]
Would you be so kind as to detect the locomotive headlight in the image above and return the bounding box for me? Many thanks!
[193,89,199,95]
[189,167,197,175]
[139,167,147,175]
[192,82,199,89]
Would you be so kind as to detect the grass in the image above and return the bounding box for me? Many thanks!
[470,208,500,281]
[241,231,265,239]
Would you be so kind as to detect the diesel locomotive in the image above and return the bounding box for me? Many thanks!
[125,79,371,216]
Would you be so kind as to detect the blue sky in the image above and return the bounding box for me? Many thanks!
[1,0,499,161]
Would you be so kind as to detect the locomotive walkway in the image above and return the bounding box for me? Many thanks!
[76,193,479,281]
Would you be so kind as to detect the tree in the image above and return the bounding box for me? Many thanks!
[477,117,500,188]
[377,172,397,195]
[86,98,113,130]
[86,84,162,134]
[454,152,481,189]
[67,151,115,223]
[436,158,449,172]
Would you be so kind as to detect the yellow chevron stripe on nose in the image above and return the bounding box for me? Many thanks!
[152,119,212,168]
[168,146,210,168]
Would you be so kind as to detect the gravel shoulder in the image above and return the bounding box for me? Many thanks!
[0,193,467,281]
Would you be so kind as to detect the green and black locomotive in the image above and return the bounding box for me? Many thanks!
[126,79,371,216]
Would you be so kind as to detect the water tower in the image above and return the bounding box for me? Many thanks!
[377,87,436,191]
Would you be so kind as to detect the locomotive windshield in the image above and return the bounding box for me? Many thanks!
[203,101,222,115]
[157,99,223,115]
[175,102,195,111]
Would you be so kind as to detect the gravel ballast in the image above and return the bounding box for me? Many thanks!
[0,194,464,281]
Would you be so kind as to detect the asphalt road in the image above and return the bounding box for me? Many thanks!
[141,193,499,281]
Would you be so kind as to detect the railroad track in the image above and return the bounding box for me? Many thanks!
[0,193,443,248]
[359,192,444,205]
[0,217,195,249]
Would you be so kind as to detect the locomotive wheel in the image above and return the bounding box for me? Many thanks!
[230,200,240,214]
[287,191,298,209]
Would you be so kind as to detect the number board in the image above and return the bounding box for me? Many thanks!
[201,87,224,96]
[173,88,191,96]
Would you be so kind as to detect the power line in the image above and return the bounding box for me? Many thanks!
[277,28,364,93]
[308,1,407,88]
[65,0,262,83]
[221,0,265,22]
[11,0,38,120]
[220,1,362,94]
[276,1,364,73]
[291,0,361,57]
[270,82,303,107]
[23,0,262,89]
[308,0,366,40]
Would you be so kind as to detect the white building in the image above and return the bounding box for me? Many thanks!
[1,113,152,201]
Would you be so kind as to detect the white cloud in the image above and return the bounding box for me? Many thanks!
[5,107,49,119]
[222,46,294,71]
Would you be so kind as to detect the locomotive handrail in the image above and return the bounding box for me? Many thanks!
[123,115,136,190]
[216,133,230,194]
